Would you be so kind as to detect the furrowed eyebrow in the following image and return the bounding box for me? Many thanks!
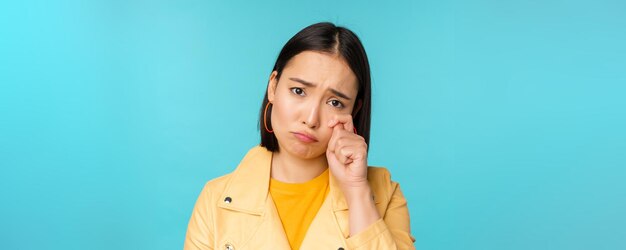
[329,89,351,100]
[288,77,352,100]
[289,77,315,87]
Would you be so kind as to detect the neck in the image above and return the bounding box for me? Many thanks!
[271,149,328,183]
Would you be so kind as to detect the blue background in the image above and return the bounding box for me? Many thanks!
[1,0,625,249]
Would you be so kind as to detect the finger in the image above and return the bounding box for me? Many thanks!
[334,136,366,164]
[327,124,343,153]
[330,125,364,151]
[329,116,353,133]
[336,144,364,165]
[334,141,352,165]
[327,114,354,133]
[342,147,355,165]
[344,143,367,161]
[327,119,345,132]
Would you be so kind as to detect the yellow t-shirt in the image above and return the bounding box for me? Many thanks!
[269,168,330,250]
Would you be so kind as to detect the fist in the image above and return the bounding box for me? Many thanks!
[326,114,369,189]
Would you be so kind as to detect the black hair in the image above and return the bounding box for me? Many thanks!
[259,22,372,152]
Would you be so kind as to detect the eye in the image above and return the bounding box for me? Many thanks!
[290,87,305,96]
[328,99,344,109]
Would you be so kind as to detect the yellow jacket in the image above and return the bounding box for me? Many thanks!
[184,145,416,250]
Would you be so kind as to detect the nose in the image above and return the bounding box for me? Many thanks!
[302,103,321,129]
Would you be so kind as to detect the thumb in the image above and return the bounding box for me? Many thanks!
[326,149,343,178]
[326,148,341,168]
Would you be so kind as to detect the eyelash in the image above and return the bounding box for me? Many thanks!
[289,87,345,109]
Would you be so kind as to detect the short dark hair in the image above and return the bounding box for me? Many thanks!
[259,22,372,152]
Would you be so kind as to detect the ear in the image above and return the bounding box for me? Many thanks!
[352,99,362,117]
[267,71,279,103]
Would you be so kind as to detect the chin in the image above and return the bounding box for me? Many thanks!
[283,141,325,160]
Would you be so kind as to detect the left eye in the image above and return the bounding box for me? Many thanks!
[328,99,344,108]
[290,87,305,96]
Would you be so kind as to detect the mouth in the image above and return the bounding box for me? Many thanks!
[292,131,318,143]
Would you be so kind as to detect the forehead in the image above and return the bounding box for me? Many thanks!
[282,51,358,94]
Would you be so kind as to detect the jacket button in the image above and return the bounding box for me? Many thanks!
[224,197,232,204]
[224,243,234,250]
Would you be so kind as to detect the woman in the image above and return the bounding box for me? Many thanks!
[185,22,415,250]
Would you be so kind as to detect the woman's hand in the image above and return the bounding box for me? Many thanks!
[326,114,381,237]
[326,114,369,191]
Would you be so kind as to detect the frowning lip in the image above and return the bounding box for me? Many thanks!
[292,131,318,143]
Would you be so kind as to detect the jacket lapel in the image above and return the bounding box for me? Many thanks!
[217,146,271,215]
[301,167,384,248]
[216,145,290,249]
[299,190,347,249]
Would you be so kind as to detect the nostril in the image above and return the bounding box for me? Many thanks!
[303,121,318,129]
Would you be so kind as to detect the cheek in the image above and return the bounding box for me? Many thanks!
[270,105,283,128]
[270,100,296,129]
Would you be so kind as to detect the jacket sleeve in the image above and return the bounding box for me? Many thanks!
[184,182,214,250]
[345,182,416,250]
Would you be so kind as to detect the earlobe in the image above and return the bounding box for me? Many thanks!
[267,71,279,102]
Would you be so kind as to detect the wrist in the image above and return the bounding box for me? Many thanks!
[342,184,381,237]
[343,185,375,206]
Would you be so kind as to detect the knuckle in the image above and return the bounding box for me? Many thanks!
[336,137,346,146]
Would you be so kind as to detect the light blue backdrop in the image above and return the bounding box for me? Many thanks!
[1,0,625,249]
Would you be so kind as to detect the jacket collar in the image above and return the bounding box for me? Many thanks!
[218,145,272,215]
[218,145,375,214]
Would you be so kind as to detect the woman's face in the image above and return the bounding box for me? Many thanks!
[267,51,359,160]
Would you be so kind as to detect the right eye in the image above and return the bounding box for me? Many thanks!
[290,87,305,96]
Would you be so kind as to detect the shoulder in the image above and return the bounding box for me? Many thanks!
[197,145,269,196]
[366,166,396,187]
[366,166,401,202]
[196,172,233,202]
